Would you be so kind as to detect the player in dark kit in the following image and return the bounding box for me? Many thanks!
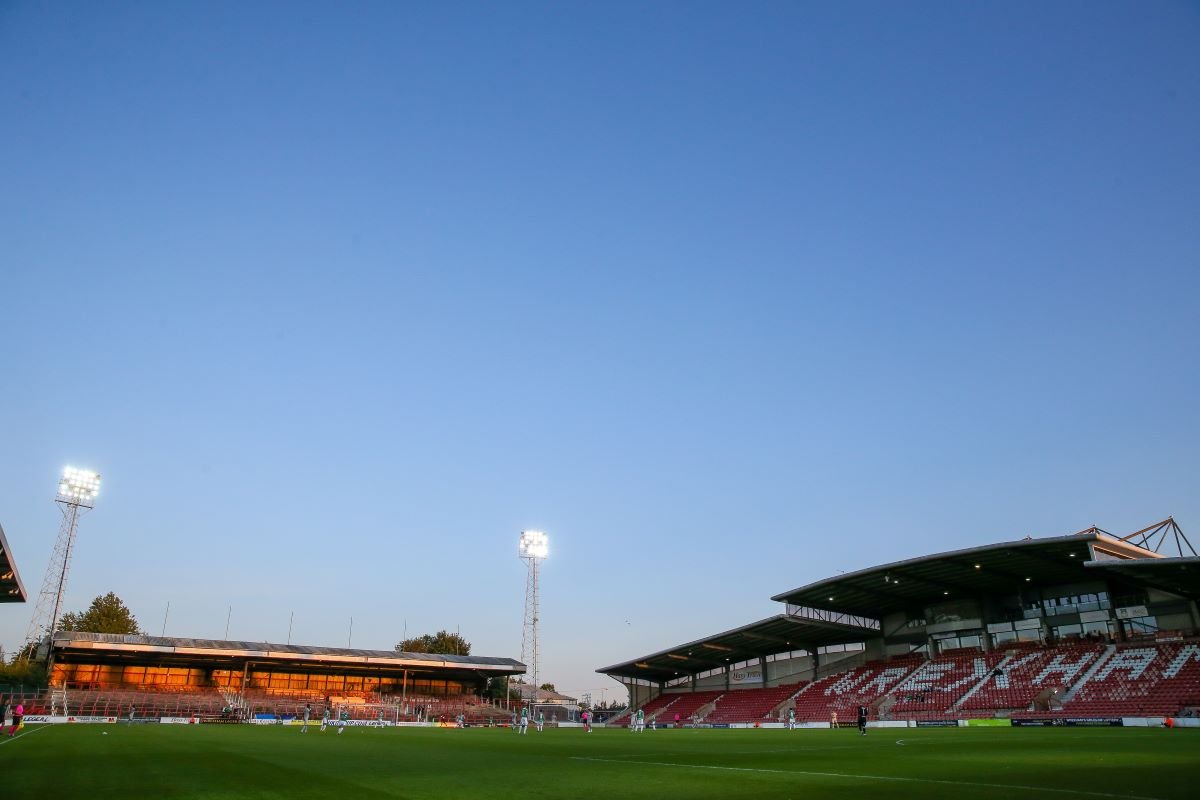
[857,705,868,736]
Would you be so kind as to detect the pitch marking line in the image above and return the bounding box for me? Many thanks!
[0,725,54,746]
[568,756,1163,800]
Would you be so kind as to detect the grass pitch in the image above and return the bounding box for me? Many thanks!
[2,724,1196,799]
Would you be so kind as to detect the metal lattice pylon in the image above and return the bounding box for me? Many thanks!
[520,554,541,699]
[518,530,547,702]
[21,470,99,661]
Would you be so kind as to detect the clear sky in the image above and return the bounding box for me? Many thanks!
[1,1,1197,702]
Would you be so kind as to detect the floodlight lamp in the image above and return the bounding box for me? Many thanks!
[58,466,101,502]
[519,530,549,559]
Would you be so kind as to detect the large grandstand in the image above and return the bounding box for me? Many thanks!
[600,518,1200,727]
[11,631,525,725]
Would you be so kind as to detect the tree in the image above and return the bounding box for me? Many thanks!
[57,592,141,635]
[487,676,522,700]
[395,630,470,655]
[0,656,46,688]
[539,683,556,693]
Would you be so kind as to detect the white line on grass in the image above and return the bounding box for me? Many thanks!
[700,746,866,755]
[568,756,1163,800]
[0,725,53,746]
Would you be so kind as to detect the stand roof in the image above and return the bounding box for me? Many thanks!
[770,532,1166,618]
[0,523,28,603]
[597,614,876,682]
[53,632,525,676]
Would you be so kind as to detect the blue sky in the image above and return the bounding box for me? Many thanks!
[1,1,1197,701]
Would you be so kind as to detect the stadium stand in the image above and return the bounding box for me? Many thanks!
[609,692,680,727]
[604,707,634,727]
[19,631,529,726]
[656,690,724,723]
[790,655,923,722]
[601,639,1200,724]
[704,683,801,724]
[602,518,1200,726]
[883,649,1006,719]
[55,686,227,718]
[22,683,539,725]
[957,642,1106,715]
[1059,641,1200,717]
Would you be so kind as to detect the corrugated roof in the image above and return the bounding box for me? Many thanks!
[53,632,525,672]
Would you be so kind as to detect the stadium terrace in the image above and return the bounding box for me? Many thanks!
[50,632,524,690]
[13,632,526,725]
[599,518,1200,727]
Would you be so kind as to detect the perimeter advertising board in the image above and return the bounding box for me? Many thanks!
[1011,718,1123,727]
[729,667,762,686]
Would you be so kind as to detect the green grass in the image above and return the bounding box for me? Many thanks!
[2,724,1196,799]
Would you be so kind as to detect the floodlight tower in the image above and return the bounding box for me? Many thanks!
[518,530,548,703]
[22,467,101,661]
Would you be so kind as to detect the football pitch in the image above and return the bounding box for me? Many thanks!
[2,724,1196,799]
